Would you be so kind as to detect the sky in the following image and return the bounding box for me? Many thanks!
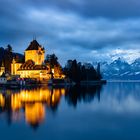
[0,0,140,65]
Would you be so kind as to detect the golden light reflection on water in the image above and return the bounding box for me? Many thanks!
[0,94,5,107]
[0,87,66,127]
[25,103,45,126]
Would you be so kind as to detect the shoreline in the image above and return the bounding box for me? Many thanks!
[80,80,107,85]
[107,80,140,82]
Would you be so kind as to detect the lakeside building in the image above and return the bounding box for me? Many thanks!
[0,62,5,76]
[0,73,7,84]
[10,40,64,80]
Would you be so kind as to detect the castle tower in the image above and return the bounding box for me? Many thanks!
[0,61,5,76]
[25,40,45,65]
[11,58,16,75]
[11,58,22,75]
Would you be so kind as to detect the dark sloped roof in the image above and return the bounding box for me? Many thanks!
[26,40,40,51]
[19,60,35,69]
[18,60,48,70]
[33,65,48,70]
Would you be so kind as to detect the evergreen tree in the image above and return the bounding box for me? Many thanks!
[4,44,13,72]
[64,60,103,83]
[45,54,58,68]
[45,53,64,78]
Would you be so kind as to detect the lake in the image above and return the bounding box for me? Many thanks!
[0,82,140,140]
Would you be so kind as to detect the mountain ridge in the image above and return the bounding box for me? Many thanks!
[99,57,140,80]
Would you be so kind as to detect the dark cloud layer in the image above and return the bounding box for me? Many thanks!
[0,0,140,64]
[9,0,140,18]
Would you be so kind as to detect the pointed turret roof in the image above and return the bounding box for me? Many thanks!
[0,60,5,67]
[1,72,6,78]
[26,40,40,51]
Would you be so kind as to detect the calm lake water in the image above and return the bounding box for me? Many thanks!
[0,82,140,140]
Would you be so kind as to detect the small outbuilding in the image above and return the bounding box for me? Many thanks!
[0,72,7,84]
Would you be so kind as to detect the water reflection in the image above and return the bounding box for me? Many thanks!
[65,85,102,107]
[1,82,140,140]
[0,87,66,129]
[0,85,102,129]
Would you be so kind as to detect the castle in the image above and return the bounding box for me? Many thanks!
[9,40,64,80]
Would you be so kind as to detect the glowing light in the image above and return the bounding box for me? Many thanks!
[0,87,66,126]
[52,68,54,74]
[25,103,45,125]
[0,94,5,107]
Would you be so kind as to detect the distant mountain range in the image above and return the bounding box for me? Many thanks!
[99,58,140,80]
[0,45,139,80]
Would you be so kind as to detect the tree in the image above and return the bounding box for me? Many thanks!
[45,54,58,68]
[64,60,81,83]
[6,44,12,52]
[45,53,64,78]
[64,60,103,83]
[3,45,13,72]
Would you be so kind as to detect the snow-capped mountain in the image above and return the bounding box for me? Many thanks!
[131,58,140,71]
[100,58,140,80]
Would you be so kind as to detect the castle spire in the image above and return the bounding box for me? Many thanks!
[1,60,4,67]
[33,35,37,40]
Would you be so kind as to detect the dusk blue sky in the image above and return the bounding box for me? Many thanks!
[0,0,140,65]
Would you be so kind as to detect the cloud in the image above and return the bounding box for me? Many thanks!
[1,0,140,19]
[0,0,140,64]
[12,0,140,18]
